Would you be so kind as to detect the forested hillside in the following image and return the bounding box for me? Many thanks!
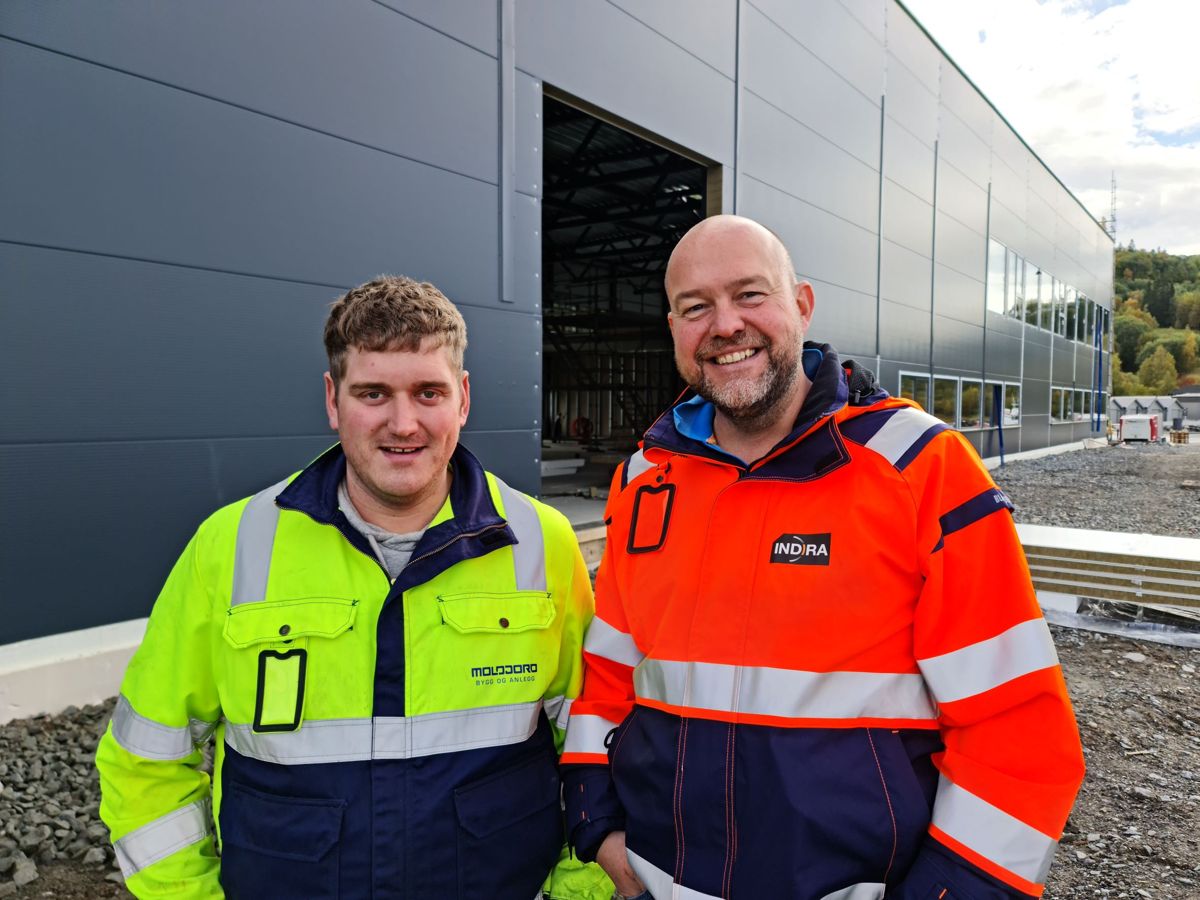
[1110,246,1200,394]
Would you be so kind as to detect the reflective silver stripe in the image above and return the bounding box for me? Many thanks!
[863,407,942,466]
[625,449,654,484]
[932,774,1057,885]
[189,717,218,747]
[231,476,291,606]
[634,658,938,721]
[626,848,722,900]
[544,695,570,730]
[818,884,886,900]
[224,701,542,764]
[583,615,645,668]
[562,713,619,757]
[113,800,210,877]
[919,619,1060,705]
[495,478,547,592]
[111,695,206,761]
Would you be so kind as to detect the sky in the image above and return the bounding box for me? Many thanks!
[900,0,1200,255]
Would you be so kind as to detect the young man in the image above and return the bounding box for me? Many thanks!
[562,216,1085,899]
[97,276,607,899]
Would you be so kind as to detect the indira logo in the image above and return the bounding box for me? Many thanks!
[770,533,831,566]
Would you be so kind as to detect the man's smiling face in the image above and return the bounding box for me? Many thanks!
[665,217,814,432]
[324,340,469,519]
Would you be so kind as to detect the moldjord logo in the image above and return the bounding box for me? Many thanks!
[770,533,832,566]
[471,663,538,678]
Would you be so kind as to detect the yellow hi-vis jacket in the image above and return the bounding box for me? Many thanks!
[95,444,612,900]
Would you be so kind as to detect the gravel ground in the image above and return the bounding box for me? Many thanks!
[1,442,1197,898]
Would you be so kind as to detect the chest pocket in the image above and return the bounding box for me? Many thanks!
[223,598,358,732]
[438,591,554,634]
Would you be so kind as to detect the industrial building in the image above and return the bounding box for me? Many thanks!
[0,0,1113,657]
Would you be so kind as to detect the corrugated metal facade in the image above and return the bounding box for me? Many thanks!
[0,0,1113,643]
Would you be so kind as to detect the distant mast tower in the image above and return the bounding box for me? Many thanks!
[1107,172,1117,241]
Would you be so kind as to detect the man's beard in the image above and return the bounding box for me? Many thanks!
[683,333,801,434]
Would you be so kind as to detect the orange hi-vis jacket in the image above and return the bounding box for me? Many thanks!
[561,346,1084,900]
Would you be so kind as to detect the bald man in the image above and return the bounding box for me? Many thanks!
[560,216,1083,900]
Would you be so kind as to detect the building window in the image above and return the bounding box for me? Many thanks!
[933,377,958,426]
[1024,265,1039,326]
[1004,384,1021,426]
[960,379,984,429]
[986,239,1006,315]
[1006,250,1019,318]
[899,372,931,410]
[1040,273,1054,331]
[1050,386,1068,423]
[1055,280,1069,337]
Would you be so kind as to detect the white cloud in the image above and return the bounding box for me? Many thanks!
[901,0,1200,254]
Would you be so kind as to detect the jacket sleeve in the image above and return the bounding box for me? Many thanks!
[560,463,643,862]
[894,431,1085,899]
[541,506,597,754]
[95,525,226,898]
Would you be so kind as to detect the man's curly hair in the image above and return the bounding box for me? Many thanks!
[324,275,467,385]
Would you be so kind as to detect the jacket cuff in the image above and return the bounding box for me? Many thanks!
[892,836,1036,899]
[561,763,625,862]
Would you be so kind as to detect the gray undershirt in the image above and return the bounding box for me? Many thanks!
[337,481,426,580]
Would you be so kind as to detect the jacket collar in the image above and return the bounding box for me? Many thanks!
[276,443,512,586]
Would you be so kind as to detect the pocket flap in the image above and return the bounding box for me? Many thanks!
[453,750,560,839]
[221,782,345,861]
[223,598,358,648]
[438,591,554,634]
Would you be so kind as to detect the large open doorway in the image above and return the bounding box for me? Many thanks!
[540,92,712,494]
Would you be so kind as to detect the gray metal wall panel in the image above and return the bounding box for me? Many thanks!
[740,93,880,231]
[0,436,331,645]
[609,0,737,78]
[515,71,543,199]
[749,0,885,101]
[880,240,932,310]
[460,308,541,433]
[936,110,989,189]
[1,245,330,443]
[988,201,1026,252]
[932,316,983,371]
[460,429,541,496]
[990,160,1027,222]
[741,178,878,298]
[514,0,735,165]
[883,57,938,147]
[933,263,984,327]
[938,65,992,146]
[375,0,498,55]
[885,4,940,93]
[879,300,932,362]
[805,278,876,360]
[936,160,988,236]
[0,42,499,307]
[1052,343,1076,384]
[935,214,986,283]
[882,181,933,258]
[511,193,543,314]
[842,0,887,43]
[983,329,1022,380]
[1023,338,1051,385]
[742,6,881,168]
[883,118,935,202]
[0,2,499,183]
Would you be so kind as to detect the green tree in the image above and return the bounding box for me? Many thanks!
[1137,345,1178,394]
[1112,363,1148,396]
[1175,291,1200,329]
[1143,278,1176,327]
[1113,314,1152,371]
